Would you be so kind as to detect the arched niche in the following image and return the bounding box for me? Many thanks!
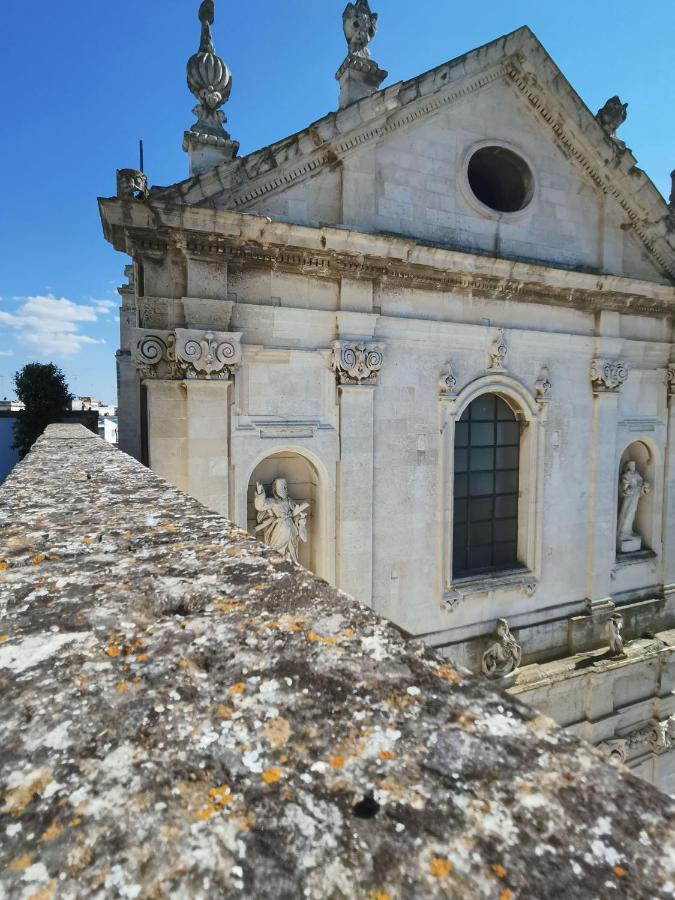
[618,439,659,556]
[246,450,324,575]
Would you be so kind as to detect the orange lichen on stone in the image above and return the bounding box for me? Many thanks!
[369,892,391,900]
[429,857,453,878]
[105,645,121,658]
[214,704,233,720]
[196,785,234,821]
[228,682,246,695]
[432,665,461,685]
[264,716,292,749]
[0,561,8,570]
[3,768,52,815]
[115,683,128,692]
[135,653,148,663]
[10,854,33,871]
[27,879,57,900]
[262,768,283,785]
[32,555,46,565]
[492,863,507,878]
[0,634,8,642]
[65,844,93,874]
[39,821,63,842]
[178,659,188,668]
[379,750,395,760]
[83,536,95,545]
[214,599,245,614]
[330,755,346,769]
[614,866,627,878]
[500,890,513,900]
[307,628,354,645]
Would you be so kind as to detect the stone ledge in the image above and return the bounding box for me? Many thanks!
[1,425,675,897]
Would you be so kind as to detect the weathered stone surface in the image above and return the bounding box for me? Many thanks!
[1,425,675,898]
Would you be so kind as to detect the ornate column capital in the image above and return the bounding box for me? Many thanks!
[333,340,384,385]
[590,357,628,393]
[133,328,242,380]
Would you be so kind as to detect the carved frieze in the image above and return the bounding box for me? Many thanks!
[333,340,384,385]
[590,358,628,393]
[133,328,241,380]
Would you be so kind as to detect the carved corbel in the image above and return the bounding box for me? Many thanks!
[133,330,176,380]
[333,340,384,385]
[174,328,242,379]
[590,358,628,393]
[439,362,457,399]
[598,739,627,765]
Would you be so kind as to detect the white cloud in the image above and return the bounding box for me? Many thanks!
[0,349,13,356]
[0,295,107,356]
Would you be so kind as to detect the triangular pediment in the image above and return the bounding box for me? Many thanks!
[151,27,674,283]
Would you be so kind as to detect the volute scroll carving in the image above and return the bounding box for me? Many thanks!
[133,327,241,380]
[590,358,628,393]
[333,340,384,385]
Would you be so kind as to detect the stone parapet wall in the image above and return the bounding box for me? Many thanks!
[1,425,675,898]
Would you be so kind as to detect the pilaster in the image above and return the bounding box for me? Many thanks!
[662,365,675,593]
[186,380,232,516]
[145,380,188,492]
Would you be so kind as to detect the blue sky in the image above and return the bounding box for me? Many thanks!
[1,0,673,403]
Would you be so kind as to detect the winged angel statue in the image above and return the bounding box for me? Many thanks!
[342,0,378,57]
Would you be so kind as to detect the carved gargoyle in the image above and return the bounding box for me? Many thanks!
[596,95,628,140]
[116,168,149,201]
[342,0,378,57]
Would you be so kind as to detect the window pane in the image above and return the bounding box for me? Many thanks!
[468,545,492,570]
[470,447,493,471]
[469,521,492,545]
[494,495,518,519]
[455,421,468,448]
[497,422,520,444]
[454,472,467,498]
[454,498,467,524]
[471,422,494,446]
[470,394,496,420]
[470,472,494,496]
[469,497,493,521]
[495,470,519,494]
[496,446,519,470]
[497,398,516,420]
[496,517,518,542]
[494,541,518,567]
[454,448,468,473]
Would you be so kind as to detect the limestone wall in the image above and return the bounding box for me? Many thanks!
[2,425,675,897]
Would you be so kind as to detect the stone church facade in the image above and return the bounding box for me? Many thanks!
[100,4,675,790]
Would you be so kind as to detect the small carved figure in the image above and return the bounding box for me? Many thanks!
[481,618,522,680]
[607,612,625,657]
[254,478,309,565]
[488,329,508,372]
[596,96,628,139]
[116,168,148,201]
[617,460,650,553]
[342,0,378,57]
[439,363,457,396]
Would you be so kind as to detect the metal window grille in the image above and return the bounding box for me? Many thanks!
[453,394,521,577]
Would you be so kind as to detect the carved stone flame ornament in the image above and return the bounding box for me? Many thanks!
[488,329,508,372]
[535,366,552,402]
[133,328,241,380]
[185,1,237,149]
[116,169,149,201]
[481,618,522,680]
[590,358,628,393]
[333,341,384,385]
[439,363,457,398]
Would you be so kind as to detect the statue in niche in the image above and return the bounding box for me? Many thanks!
[481,618,522,680]
[254,478,309,565]
[342,0,378,57]
[607,612,625,657]
[617,460,650,553]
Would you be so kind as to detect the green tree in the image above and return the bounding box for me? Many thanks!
[12,363,72,458]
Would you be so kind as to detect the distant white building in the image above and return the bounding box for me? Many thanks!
[0,400,25,412]
[99,416,119,446]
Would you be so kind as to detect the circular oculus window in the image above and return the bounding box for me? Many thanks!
[467,145,534,214]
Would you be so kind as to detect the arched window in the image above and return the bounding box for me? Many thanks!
[453,393,521,577]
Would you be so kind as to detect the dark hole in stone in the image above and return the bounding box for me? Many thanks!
[352,791,380,819]
[643,630,655,639]
[467,146,533,213]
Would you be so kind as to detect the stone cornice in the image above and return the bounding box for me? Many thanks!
[99,200,675,316]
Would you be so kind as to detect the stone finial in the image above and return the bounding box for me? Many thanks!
[183,0,239,175]
[669,170,675,209]
[336,0,387,109]
[596,96,628,144]
[342,0,378,58]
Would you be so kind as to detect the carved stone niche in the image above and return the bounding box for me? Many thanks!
[590,358,628,393]
[333,340,384,385]
[132,328,242,380]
